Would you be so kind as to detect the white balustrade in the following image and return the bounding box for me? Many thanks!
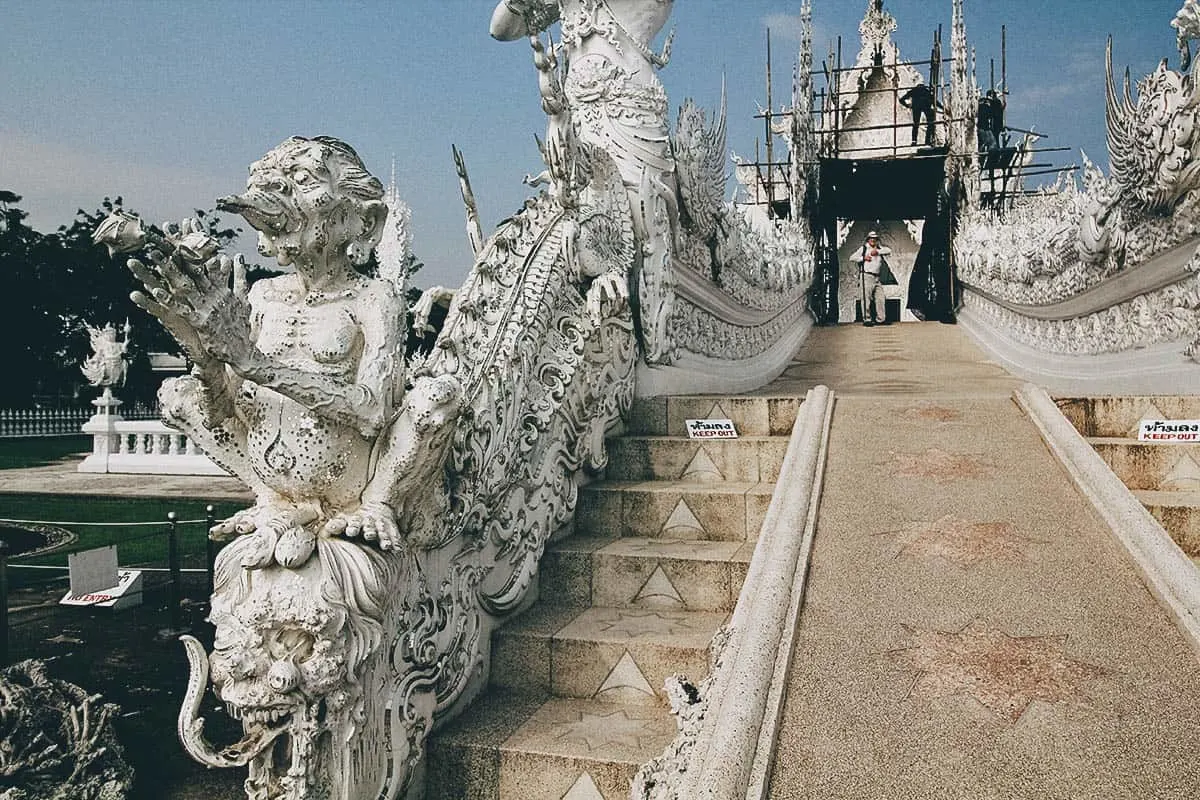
[78,416,228,476]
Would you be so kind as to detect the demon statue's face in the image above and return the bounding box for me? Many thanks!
[179,535,402,799]
[218,136,386,270]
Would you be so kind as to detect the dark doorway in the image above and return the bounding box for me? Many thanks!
[811,152,956,324]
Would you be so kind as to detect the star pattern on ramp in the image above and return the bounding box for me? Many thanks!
[1162,454,1200,491]
[551,707,657,752]
[624,539,706,557]
[887,619,1105,723]
[596,610,697,639]
[888,447,992,484]
[561,772,605,800]
[899,404,963,423]
[878,514,1034,568]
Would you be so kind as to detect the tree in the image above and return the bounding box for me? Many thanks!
[0,193,244,407]
[0,192,64,406]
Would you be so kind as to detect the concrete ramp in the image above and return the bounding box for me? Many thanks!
[766,324,1200,798]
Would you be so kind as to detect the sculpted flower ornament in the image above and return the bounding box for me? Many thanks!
[92,208,148,256]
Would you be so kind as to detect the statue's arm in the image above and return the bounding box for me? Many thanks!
[238,283,404,439]
[490,0,560,40]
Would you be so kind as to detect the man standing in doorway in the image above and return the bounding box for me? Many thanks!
[849,231,891,327]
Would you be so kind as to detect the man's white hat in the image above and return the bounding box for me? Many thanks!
[867,230,879,238]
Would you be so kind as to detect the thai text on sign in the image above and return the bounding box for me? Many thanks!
[685,418,738,439]
[1137,419,1200,442]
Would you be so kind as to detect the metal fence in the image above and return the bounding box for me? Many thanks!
[0,403,161,438]
[0,506,224,666]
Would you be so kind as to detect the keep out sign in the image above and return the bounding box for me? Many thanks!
[685,418,738,439]
[1138,419,1200,442]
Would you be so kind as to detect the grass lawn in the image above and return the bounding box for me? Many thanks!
[0,437,242,578]
[0,435,90,470]
[0,494,242,586]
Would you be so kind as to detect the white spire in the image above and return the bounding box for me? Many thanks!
[375,156,415,293]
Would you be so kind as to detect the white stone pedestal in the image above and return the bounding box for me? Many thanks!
[78,389,123,473]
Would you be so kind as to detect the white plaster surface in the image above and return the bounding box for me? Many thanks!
[1016,383,1200,657]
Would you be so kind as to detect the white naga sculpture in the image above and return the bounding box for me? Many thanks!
[89,1,816,795]
[492,0,680,363]
[954,3,1200,361]
[491,0,812,368]
[79,320,130,390]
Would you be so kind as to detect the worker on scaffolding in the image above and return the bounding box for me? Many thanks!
[977,89,1005,151]
[899,82,936,146]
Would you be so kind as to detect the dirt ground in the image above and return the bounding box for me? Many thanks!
[7,576,246,799]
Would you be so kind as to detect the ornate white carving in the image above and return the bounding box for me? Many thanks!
[631,627,731,798]
[817,0,935,160]
[493,0,679,363]
[858,0,897,56]
[1175,0,1200,67]
[962,283,1200,356]
[1107,43,1200,215]
[96,118,638,795]
[376,164,416,290]
[947,0,978,201]
[672,295,808,360]
[494,0,813,369]
[790,0,816,221]
[956,10,1200,362]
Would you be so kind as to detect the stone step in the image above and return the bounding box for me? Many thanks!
[1088,438,1200,490]
[1060,396,1200,438]
[489,603,726,704]
[605,435,788,483]
[540,534,753,611]
[427,688,677,800]
[626,395,801,437]
[576,479,773,542]
[1132,489,1200,557]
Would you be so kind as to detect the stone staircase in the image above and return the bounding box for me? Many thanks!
[425,395,800,800]
[1059,396,1200,567]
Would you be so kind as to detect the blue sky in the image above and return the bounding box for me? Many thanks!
[0,0,1183,288]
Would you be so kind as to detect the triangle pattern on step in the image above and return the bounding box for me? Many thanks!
[681,448,725,482]
[633,564,685,608]
[662,497,706,538]
[1162,454,1200,491]
[1129,401,1170,438]
[705,401,732,421]
[561,772,605,800]
[595,650,656,702]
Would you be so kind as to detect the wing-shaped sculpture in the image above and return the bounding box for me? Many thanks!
[673,90,729,243]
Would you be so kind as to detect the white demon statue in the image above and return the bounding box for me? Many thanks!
[96,137,467,798]
[80,320,131,391]
[96,119,636,800]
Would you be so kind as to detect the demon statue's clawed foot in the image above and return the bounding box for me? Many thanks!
[321,501,399,550]
[210,503,321,569]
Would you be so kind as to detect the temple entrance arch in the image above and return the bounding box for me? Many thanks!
[811,153,957,324]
